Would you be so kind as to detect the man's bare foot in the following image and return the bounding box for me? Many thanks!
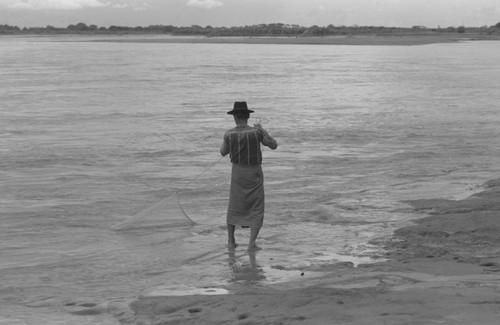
[247,244,262,251]
[228,242,238,249]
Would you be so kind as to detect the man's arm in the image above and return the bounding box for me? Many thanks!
[258,127,278,150]
[220,134,230,156]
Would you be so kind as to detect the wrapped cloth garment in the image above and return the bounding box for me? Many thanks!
[226,164,265,228]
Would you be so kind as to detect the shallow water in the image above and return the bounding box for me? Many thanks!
[1,36,500,323]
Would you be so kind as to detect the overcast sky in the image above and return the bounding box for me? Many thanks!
[1,0,499,28]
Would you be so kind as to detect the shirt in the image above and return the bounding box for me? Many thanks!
[220,126,277,166]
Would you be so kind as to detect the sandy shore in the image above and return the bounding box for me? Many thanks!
[92,32,500,46]
[100,178,500,324]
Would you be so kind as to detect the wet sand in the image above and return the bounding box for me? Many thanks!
[93,32,500,46]
[109,177,500,324]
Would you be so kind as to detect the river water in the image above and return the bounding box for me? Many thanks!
[1,36,500,324]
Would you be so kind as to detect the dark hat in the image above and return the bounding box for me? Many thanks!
[227,101,255,115]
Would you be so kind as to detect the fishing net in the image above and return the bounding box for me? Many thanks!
[111,193,192,231]
[111,156,226,231]
[110,116,268,231]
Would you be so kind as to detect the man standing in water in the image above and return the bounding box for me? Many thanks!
[221,101,278,251]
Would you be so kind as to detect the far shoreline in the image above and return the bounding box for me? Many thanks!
[86,33,500,46]
[3,31,500,46]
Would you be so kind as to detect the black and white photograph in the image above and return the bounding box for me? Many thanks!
[1,1,500,324]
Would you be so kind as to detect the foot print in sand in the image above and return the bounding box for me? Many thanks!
[188,307,203,313]
[237,313,249,320]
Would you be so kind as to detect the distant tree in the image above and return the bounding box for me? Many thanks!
[108,25,133,32]
[325,24,337,35]
[495,22,500,28]
[0,24,21,33]
[67,22,89,31]
[457,26,466,33]
[304,25,325,36]
[145,25,173,33]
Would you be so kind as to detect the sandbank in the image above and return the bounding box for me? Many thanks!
[107,178,500,324]
[92,33,500,46]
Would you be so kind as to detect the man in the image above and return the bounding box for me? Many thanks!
[220,101,278,251]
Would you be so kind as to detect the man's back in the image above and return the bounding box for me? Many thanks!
[221,126,277,165]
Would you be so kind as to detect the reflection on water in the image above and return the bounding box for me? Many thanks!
[227,249,266,283]
[147,286,229,297]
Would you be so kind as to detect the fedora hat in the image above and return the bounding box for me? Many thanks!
[227,101,255,115]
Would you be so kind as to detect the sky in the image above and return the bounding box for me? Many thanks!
[0,0,499,28]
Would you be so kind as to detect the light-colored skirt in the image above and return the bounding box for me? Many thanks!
[227,164,264,228]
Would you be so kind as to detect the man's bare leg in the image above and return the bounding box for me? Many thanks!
[227,224,237,249]
[248,226,262,251]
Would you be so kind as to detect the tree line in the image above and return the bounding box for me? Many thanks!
[1,22,500,36]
